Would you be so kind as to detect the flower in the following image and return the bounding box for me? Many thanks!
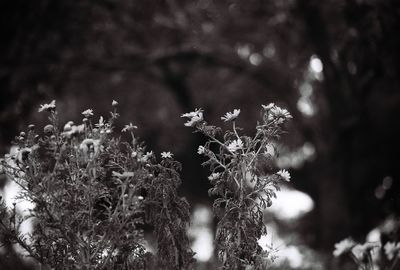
[352,242,381,260]
[262,103,275,111]
[122,123,137,132]
[112,100,118,106]
[63,121,74,132]
[161,151,173,159]
[181,109,204,127]
[333,238,356,257]
[82,109,94,118]
[227,139,243,152]
[270,106,292,120]
[44,124,54,134]
[221,109,240,122]
[276,169,291,182]
[38,100,56,112]
[95,116,105,128]
[62,123,85,138]
[208,172,221,181]
[80,139,101,159]
[197,146,205,155]
[139,151,153,163]
[384,242,400,260]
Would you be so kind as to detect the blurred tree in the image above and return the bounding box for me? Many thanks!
[1,0,399,260]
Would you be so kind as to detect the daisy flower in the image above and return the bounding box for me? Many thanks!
[276,169,291,182]
[161,151,173,159]
[95,116,105,128]
[333,238,356,257]
[38,100,56,112]
[262,103,275,111]
[139,151,153,163]
[181,109,204,127]
[221,109,240,122]
[122,123,138,132]
[82,109,94,118]
[208,172,221,181]
[197,146,205,155]
[270,106,292,120]
[227,139,243,152]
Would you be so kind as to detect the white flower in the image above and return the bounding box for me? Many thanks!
[161,151,173,159]
[122,123,137,132]
[139,151,153,163]
[95,116,105,128]
[262,103,275,111]
[82,109,94,118]
[80,139,101,160]
[38,100,56,112]
[208,172,221,181]
[227,139,243,152]
[270,106,292,120]
[63,121,74,132]
[197,146,205,155]
[333,238,356,257]
[112,100,118,106]
[181,109,204,127]
[352,242,381,260]
[276,169,291,182]
[62,123,85,138]
[221,109,240,122]
[384,242,400,260]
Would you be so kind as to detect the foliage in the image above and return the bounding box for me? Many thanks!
[0,100,193,270]
[182,104,292,269]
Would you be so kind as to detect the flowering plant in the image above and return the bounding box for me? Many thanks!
[0,101,193,269]
[182,103,292,269]
[333,236,400,270]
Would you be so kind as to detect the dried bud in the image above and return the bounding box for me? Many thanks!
[28,124,35,130]
[112,100,118,107]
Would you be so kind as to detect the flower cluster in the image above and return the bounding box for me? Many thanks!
[334,236,400,269]
[182,104,292,269]
[0,99,193,270]
[181,108,204,127]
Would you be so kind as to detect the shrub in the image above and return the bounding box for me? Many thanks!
[0,100,293,270]
[181,104,292,269]
[0,100,193,270]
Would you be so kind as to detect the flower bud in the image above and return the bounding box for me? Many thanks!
[44,124,54,134]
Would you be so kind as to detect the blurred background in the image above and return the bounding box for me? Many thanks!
[1,0,399,269]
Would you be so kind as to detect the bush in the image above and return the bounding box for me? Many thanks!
[0,100,292,270]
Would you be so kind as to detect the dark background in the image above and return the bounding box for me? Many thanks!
[1,0,399,268]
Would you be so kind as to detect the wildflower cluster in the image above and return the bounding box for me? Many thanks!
[182,103,292,269]
[0,100,193,269]
[333,237,400,269]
